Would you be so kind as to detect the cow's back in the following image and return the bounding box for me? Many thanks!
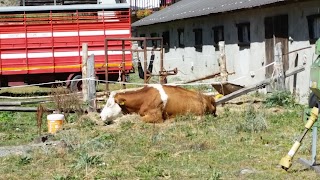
[114,86,163,114]
[162,86,216,118]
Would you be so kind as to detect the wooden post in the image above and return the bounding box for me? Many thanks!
[274,42,285,91]
[87,54,96,112]
[82,43,88,102]
[218,41,228,82]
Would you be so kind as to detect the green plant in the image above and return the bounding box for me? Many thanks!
[81,133,116,151]
[120,121,134,130]
[56,129,82,150]
[77,116,96,129]
[105,171,125,179]
[135,164,163,179]
[18,155,32,166]
[72,152,103,170]
[209,169,222,180]
[236,105,267,133]
[175,113,197,122]
[0,112,15,132]
[265,91,296,107]
[222,106,231,117]
[53,175,79,180]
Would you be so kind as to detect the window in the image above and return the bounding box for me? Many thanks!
[212,26,224,49]
[177,28,184,48]
[162,31,170,52]
[307,14,320,44]
[193,28,203,52]
[236,22,250,46]
[150,33,158,48]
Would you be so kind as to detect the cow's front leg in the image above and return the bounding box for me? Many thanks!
[141,109,164,123]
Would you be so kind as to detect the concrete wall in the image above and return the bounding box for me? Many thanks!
[133,0,320,103]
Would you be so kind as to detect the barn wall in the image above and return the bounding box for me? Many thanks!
[133,0,320,103]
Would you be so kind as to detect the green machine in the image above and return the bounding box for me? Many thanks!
[279,39,320,172]
[309,38,320,108]
[297,38,320,173]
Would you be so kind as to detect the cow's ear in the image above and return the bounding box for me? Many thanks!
[117,98,126,106]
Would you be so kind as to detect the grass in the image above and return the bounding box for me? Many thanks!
[0,75,317,179]
[0,101,319,179]
[0,111,40,146]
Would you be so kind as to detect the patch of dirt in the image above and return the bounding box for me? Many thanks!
[0,139,65,157]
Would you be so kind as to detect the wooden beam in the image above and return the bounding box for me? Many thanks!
[0,106,103,113]
[285,65,305,77]
[216,79,271,105]
[0,100,49,106]
[183,72,221,84]
[0,106,41,112]
[216,65,305,105]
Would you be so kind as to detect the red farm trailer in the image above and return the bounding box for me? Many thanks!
[0,4,132,90]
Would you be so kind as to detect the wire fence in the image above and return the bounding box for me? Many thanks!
[0,61,276,91]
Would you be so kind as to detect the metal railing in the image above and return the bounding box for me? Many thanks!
[130,0,180,12]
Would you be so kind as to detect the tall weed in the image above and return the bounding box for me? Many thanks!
[264,91,297,107]
[236,105,267,133]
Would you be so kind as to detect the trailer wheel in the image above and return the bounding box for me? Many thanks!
[70,75,82,92]
[309,92,319,108]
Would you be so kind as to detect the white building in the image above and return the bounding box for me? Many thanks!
[132,0,320,103]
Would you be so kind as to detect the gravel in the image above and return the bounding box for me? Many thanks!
[0,140,63,157]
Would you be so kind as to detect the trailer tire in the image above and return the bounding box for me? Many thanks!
[70,75,82,92]
[309,92,320,108]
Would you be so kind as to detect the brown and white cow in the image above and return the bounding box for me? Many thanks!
[100,84,217,123]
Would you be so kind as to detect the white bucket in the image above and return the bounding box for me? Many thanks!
[47,114,64,134]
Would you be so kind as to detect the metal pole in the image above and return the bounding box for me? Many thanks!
[122,40,126,89]
[311,126,317,165]
[105,39,109,92]
[160,37,164,84]
[143,39,147,84]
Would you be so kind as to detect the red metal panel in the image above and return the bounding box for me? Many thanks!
[0,9,132,77]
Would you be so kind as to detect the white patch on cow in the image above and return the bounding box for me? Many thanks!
[148,84,168,107]
[100,91,123,121]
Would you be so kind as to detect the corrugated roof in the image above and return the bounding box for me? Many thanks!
[132,0,287,27]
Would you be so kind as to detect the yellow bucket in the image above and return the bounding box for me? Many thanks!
[47,114,64,134]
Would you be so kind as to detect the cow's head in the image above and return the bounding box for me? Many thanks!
[100,92,123,122]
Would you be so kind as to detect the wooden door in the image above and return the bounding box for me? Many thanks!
[264,14,289,79]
